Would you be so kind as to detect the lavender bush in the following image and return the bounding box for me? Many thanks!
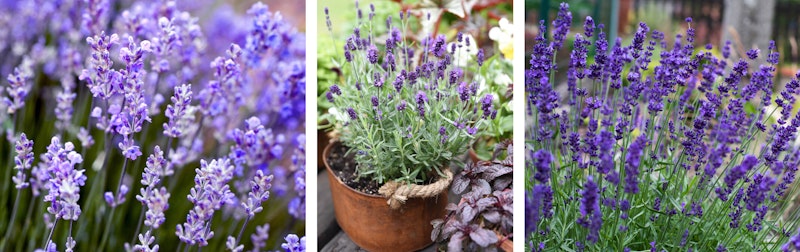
[0,1,305,251]
[322,3,498,185]
[527,3,800,251]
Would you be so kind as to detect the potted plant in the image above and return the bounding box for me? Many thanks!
[321,3,497,251]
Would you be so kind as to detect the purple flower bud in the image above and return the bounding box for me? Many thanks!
[281,234,305,252]
[477,49,485,66]
[13,133,34,189]
[396,100,407,111]
[393,74,404,92]
[43,137,86,221]
[624,135,648,194]
[176,158,235,246]
[329,85,342,95]
[5,66,32,114]
[481,94,494,118]
[163,84,193,138]
[367,44,378,64]
[747,49,760,60]
[242,170,274,217]
[373,72,385,88]
[584,16,595,38]
[416,91,428,117]
[431,35,447,58]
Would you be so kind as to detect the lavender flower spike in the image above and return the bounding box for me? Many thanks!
[243,170,274,217]
[43,137,86,221]
[163,84,194,138]
[133,230,159,252]
[4,66,32,114]
[136,146,171,229]
[176,158,235,247]
[281,234,306,252]
[624,135,648,194]
[13,133,34,189]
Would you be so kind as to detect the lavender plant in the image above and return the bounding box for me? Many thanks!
[322,3,498,185]
[0,1,305,251]
[431,141,513,251]
[526,3,800,251]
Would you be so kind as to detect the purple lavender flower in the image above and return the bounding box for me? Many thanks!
[281,234,305,252]
[723,40,732,59]
[242,170,274,217]
[744,173,776,212]
[133,231,158,252]
[393,74,404,92]
[481,94,494,119]
[229,117,285,167]
[579,176,601,243]
[13,133,34,189]
[532,150,552,183]
[54,87,76,131]
[251,224,270,251]
[551,3,572,51]
[747,49,760,59]
[104,184,128,207]
[4,66,32,114]
[782,228,800,251]
[82,0,109,35]
[583,16,595,38]
[371,96,379,107]
[289,153,306,219]
[717,155,759,201]
[43,137,86,221]
[768,40,780,65]
[416,91,428,117]
[176,158,236,246]
[84,32,120,100]
[624,135,647,194]
[325,92,334,102]
[367,44,379,64]
[118,138,142,160]
[135,146,171,229]
[431,34,447,58]
[477,49,485,66]
[163,84,193,138]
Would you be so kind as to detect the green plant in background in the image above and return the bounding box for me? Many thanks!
[321,3,500,185]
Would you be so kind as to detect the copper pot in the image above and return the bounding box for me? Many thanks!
[323,141,448,252]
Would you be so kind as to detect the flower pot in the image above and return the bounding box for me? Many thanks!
[323,141,449,252]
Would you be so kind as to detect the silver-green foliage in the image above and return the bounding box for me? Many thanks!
[323,9,496,185]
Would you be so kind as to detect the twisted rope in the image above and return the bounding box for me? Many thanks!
[378,169,453,209]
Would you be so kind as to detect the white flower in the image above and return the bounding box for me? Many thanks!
[489,18,513,59]
[494,74,512,86]
[449,34,478,67]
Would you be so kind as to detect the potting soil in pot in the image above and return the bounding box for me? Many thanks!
[327,143,382,195]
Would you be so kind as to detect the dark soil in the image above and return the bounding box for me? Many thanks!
[326,142,382,195]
